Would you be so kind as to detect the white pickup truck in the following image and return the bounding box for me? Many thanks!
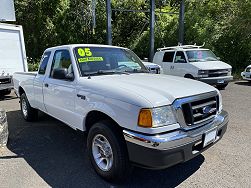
[153,45,233,89]
[13,44,228,181]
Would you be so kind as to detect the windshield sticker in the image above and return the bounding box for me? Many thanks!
[77,48,92,57]
[78,57,104,63]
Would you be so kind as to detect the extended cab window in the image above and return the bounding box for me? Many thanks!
[163,51,175,62]
[50,50,73,79]
[174,51,187,63]
[38,51,51,75]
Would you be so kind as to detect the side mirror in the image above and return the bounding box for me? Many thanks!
[52,68,74,81]
[217,57,221,60]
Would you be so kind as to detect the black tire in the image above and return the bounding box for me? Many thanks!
[216,83,228,90]
[87,120,131,182]
[184,74,195,79]
[0,89,11,96]
[20,93,38,121]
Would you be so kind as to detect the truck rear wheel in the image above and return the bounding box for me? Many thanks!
[87,120,131,182]
[20,93,38,121]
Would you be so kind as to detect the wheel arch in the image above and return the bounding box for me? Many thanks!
[84,110,121,133]
[18,86,25,96]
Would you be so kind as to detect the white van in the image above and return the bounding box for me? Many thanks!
[153,45,233,89]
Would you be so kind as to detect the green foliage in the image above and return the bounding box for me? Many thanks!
[14,0,251,73]
[28,62,40,71]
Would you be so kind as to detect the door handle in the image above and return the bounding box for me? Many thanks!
[77,94,86,100]
[44,83,49,87]
[170,66,174,69]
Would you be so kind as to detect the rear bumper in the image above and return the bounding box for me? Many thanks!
[123,110,228,169]
[198,76,233,85]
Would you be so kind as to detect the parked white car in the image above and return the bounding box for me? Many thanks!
[241,65,251,81]
[142,61,162,74]
[13,44,228,181]
[153,45,233,89]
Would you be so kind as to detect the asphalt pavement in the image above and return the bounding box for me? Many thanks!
[0,81,250,188]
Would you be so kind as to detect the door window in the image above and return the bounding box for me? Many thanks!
[50,50,73,79]
[174,51,187,63]
[163,51,175,62]
[38,51,51,75]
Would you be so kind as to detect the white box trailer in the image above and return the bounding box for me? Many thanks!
[0,23,27,95]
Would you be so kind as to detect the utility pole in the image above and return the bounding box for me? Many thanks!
[149,0,155,62]
[106,0,112,45]
[179,0,185,45]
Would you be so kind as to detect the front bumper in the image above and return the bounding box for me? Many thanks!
[123,110,228,169]
[0,76,13,91]
[241,72,251,80]
[198,76,233,85]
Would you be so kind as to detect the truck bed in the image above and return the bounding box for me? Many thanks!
[13,72,37,97]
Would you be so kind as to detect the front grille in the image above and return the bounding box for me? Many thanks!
[0,78,11,84]
[208,69,228,77]
[148,67,160,74]
[181,95,218,126]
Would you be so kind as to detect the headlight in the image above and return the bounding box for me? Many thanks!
[198,70,209,77]
[217,90,223,113]
[228,68,232,75]
[138,106,176,128]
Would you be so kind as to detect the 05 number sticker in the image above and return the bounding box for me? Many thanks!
[78,48,92,57]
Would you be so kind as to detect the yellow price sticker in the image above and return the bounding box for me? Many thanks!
[77,48,92,57]
[78,57,104,63]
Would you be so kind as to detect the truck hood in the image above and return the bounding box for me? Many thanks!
[191,61,232,70]
[78,74,217,107]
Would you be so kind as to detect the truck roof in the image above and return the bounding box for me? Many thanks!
[45,44,127,51]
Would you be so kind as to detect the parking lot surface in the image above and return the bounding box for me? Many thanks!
[0,81,251,188]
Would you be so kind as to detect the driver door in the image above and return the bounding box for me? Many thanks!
[172,51,189,76]
[43,49,78,127]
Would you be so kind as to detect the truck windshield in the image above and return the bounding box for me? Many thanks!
[74,47,148,76]
[186,50,218,62]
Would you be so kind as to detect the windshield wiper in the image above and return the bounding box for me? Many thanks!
[125,69,149,73]
[83,70,130,77]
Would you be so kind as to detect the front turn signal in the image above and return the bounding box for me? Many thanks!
[138,109,152,128]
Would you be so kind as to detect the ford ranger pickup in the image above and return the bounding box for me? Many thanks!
[13,44,229,181]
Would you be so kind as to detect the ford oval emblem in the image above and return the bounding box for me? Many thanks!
[202,106,212,114]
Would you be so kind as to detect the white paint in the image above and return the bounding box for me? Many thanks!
[0,24,27,75]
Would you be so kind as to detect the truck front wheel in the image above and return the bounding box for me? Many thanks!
[87,120,131,182]
[20,93,38,121]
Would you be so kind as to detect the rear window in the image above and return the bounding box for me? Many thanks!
[38,51,51,75]
[163,51,175,62]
